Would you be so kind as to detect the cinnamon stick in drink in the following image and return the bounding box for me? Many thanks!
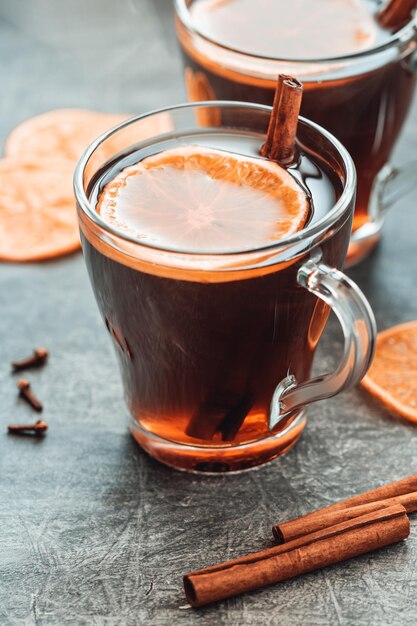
[378,0,417,31]
[261,74,303,166]
[183,505,409,608]
[273,491,417,543]
[261,74,286,158]
[271,473,417,539]
[185,353,253,441]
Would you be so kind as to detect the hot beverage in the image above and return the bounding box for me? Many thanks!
[75,103,375,472]
[176,0,417,263]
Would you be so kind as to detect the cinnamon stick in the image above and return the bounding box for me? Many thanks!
[186,331,259,442]
[273,491,417,543]
[184,505,409,608]
[260,74,286,158]
[261,74,303,166]
[378,0,417,31]
[271,473,417,539]
[185,371,252,441]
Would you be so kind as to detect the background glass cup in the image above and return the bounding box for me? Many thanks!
[175,0,417,266]
[75,102,376,473]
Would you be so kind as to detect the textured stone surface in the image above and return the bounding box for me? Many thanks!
[1,1,417,624]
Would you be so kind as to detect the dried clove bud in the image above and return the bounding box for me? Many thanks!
[11,347,49,372]
[8,420,48,436]
[17,379,43,412]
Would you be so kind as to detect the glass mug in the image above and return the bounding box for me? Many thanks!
[75,102,376,473]
[175,0,417,266]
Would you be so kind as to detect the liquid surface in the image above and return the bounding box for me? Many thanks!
[92,132,339,255]
[189,0,384,59]
[96,145,310,253]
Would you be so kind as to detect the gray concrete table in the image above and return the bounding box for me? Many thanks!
[1,1,417,624]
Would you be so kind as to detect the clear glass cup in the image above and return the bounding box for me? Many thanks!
[175,0,417,266]
[74,102,376,473]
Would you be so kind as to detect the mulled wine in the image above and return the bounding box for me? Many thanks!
[175,0,417,263]
[75,104,375,472]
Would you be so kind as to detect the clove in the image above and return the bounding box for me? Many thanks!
[8,420,48,436]
[11,347,49,372]
[17,379,43,412]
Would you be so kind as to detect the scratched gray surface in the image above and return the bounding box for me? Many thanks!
[1,1,417,624]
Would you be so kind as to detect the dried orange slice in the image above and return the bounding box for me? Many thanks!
[361,321,417,423]
[4,109,128,164]
[0,158,80,262]
[97,145,310,253]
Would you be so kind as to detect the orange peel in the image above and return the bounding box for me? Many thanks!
[0,158,80,262]
[4,108,129,164]
[361,320,417,424]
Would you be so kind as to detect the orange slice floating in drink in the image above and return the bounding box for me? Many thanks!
[97,145,310,253]
[4,109,129,164]
[0,158,80,262]
[361,321,417,424]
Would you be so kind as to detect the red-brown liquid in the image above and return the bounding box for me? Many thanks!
[82,132,352,471]
[177,0,416,234]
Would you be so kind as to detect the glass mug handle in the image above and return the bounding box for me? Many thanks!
[370,160,417,226]
[364,39,417,237]
[269,259,377,429]
[372,34,417,220]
